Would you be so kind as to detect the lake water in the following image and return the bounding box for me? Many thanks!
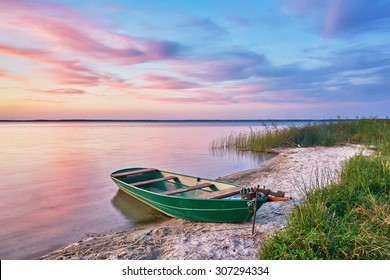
[0,120,305,259]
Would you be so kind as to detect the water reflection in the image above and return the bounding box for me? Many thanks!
[210,148,275,166]
[0,121,281,259]
[111,190,170,225]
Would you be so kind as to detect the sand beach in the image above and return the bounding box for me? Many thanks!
[40,144,370,260]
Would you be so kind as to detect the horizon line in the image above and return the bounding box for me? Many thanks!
[0,118,375,122]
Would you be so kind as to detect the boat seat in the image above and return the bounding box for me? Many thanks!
[111,168,158,178]
[195,187,241,199]
[162,183,215,195]
[131,176,177,187]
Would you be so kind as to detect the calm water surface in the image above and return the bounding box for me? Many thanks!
[0,121,303,259]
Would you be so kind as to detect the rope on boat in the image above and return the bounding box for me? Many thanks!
[240,186,292,237]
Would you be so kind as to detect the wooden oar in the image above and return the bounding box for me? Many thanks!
[267,196,292,202]
[251,190,259,237]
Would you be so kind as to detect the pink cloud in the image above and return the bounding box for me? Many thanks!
[0,44,83,74]
[323,1,342,36]
[34,88,88,95]
[22,96,66,104]
[49,69,101,87]
[0,1,180,65]
[233,81,269,93]
[0,70,24,81]
[133,85,263,105]
[137,82,320,106]
[137,89,227,104]
[0,44,134,88]
[101,76,134,90]
[21,15,147,64]
[0,44,48,61]
[0,44,99,86]
[0,0,182,92]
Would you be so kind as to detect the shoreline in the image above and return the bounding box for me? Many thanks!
[40,144,369,260]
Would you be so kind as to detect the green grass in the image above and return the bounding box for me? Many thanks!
[212,119,390,259]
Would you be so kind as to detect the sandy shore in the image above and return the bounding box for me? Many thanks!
[40,145,369,260]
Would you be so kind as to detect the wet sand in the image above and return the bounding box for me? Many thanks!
[40,145,369,260]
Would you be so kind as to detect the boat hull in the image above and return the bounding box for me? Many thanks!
[111,168,267,223]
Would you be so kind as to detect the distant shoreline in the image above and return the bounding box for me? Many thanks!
[0,119,358,123]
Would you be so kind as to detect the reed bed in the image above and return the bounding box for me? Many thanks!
[211,119,389,152]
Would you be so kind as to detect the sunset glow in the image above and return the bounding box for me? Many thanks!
[1,0,389,119]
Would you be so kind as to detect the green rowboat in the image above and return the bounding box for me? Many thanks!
[110,167,269,223]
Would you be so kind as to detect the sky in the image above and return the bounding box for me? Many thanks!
[0,0,389,120]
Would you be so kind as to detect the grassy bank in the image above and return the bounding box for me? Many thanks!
[260,144,389,259]
[214,119,389,259]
